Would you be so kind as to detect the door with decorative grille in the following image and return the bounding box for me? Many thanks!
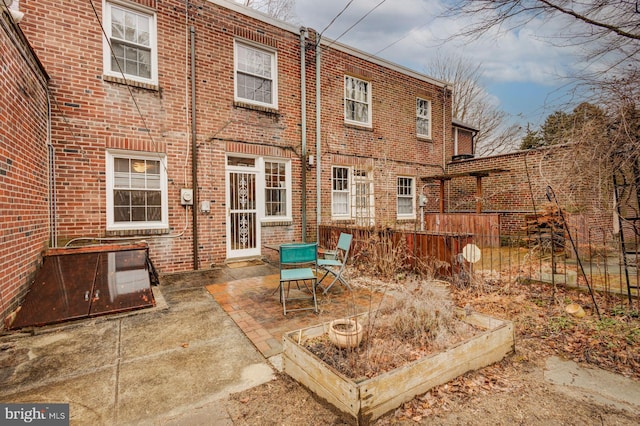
[227,167,260,258]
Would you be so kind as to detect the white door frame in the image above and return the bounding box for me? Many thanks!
[226,156,261,259]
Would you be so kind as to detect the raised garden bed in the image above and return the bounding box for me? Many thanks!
[283,310,514,424]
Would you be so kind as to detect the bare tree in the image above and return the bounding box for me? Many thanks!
[239,0,297,22]
[444,2,639,55]
[443,1,640,91]
[444,1,640,185]
[426,53,521,157]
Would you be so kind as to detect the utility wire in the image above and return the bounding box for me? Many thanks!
[374,26,418,56]
[87,0,167,173]
[319,0,357,38]
[324,0,388,49]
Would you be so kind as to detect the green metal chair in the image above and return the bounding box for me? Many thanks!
[318,233,353,294]
[279,242,318,315]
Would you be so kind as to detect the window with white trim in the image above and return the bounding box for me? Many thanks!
[344,76,371,126]
[397,176,415,218]
[264,160,290,219]
[416,98,431,138]
[353,169,375,226]
[106,151,168,231]
[103,2,157,85]
[332,166,350,217]
[332,166,375,223]
[235,41,278,108]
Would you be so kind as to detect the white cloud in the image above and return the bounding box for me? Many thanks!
[295,0,582,87]
[293,0,593,121]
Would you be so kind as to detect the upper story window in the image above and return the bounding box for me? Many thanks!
[397,176,415,218]
[235,41,278,108]
[103,2,158,85]
[264,160,291,220]
[106,150,168,231]
[344,76,371,127]
[416,98,431,139]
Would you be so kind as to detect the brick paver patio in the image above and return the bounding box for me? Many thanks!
[206,274,384,357]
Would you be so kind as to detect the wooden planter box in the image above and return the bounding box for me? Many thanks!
[283,311,514,424]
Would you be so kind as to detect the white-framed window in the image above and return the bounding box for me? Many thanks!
[352,169,375,226]
[106,150,168,231]
[332,166,350,217]
[416,98,431,138]
[235,41,278,108]
[103,1,158,85]
[263,159,291,220]
[332,166,375,224]
[344,75,371,126]
[397,176,415,218]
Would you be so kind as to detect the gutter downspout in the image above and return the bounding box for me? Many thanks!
[442,85,448,171]
[443,85,448,213]
[300,27,307,242]
[190,25,199,270]
[315,34,322,237]
[47,92,56,247]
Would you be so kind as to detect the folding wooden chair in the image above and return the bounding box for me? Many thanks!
[318,233,352,294]
[279,242,318,315]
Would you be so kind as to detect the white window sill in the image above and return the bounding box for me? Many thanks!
[103,74,159,91]
[234,100,279,114]
[344,121,373,131]
[261,219,293,227]
[106,227,170,236]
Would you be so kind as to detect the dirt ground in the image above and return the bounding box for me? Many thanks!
[223,274,640,425]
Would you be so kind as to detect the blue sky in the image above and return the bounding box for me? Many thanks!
[292,0,584,128]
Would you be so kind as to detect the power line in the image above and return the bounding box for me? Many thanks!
[373,27,417,56]
[319,0,357,38]
[324,0,388,49]
[87,0,167,171]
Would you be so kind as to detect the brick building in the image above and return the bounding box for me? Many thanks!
[0,5,50,327]
[442,145,614,238]
[1,0,465,322]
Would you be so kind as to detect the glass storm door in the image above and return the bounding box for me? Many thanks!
[227,160,260,258]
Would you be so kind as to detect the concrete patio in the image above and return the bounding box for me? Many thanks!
[0,261,382,424]
[2,261,639,424]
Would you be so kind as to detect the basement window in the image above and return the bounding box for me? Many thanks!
[106,150,168,231]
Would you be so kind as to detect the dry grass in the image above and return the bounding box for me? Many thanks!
[305,276,480,379]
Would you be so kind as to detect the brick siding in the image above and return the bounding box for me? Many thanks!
[15,0,456,274]
[0,14,50,324]
[440,146,614,240]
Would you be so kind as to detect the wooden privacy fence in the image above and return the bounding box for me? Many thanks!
[422,213,500,247]
[318,225,473,277]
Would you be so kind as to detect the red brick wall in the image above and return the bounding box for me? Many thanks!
[305,34,451,228]
[439,146,614,239]
[19,0,309,271]
[18,0,456,272]
[0,15,50,326]
[454,127,474,156]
